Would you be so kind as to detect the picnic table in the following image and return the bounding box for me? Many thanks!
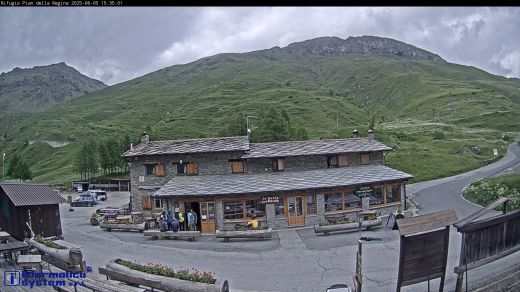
[0,241,30,264]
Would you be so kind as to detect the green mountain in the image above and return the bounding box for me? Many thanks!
[1,36,518,184]
[0,62,106,113]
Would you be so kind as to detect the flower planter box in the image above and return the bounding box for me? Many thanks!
[216,228,273,242]
[314,218,382,236]
[100,222,147,232]
[28,238,84,271]
[106,259,229,292]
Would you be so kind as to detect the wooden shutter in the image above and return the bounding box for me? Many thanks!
[156,163,165,177]
[187,163,198,175]
[277,159,285,171]
[232,161,244,173]
[142,196,152,210]
[360,153,370,165]
[338,155,349,167]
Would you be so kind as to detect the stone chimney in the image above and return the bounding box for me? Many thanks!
[368,129,375,140]
[141,131,150,144]
[352,129,360,138]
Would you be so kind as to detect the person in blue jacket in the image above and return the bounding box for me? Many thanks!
[166,210,174,231]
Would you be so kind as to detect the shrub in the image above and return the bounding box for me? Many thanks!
[432,131,446,140]
[463,179,520,211]
[116,259,216,284]
[116,259,175,278]
[34,235,67,249]
[176,267,216,284]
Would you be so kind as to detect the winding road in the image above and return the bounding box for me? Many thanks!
[59,141,520,292]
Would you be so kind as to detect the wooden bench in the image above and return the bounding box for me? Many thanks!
[314,218,382,236]
[144,230,201,241]
[54,273,147,292]
[99,267,162,291]
[216,228,273,242]
[100,222,147,232]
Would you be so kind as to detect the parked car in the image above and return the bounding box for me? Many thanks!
[87,190,108,201]
[71,194,97,207]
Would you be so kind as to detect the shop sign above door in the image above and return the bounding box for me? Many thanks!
[355,186,373,198]
[260,195,280,204]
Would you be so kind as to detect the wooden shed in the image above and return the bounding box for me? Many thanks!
[0,183,67,240]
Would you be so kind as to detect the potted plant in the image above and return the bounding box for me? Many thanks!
[90,213,99,226]
[107,259,229,292]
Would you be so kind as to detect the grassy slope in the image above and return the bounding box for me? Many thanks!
[1,53,519,184]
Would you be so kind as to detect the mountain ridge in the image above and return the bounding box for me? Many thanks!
[0,62,106,113]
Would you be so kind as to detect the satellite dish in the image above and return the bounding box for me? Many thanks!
[247,129,251,133]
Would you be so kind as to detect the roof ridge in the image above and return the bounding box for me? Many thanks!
[251,137,373,145]
[0,182,48,186]
[148,136,248,144]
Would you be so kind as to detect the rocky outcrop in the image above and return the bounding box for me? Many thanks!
[260,35,445,61]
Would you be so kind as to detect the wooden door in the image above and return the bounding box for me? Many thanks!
[287,196,305,226]
[200,202,216,233]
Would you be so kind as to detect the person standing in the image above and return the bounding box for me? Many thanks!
[178,210,185,231]
[166,210,174,231]
[191,209,198,231]
[187,209,195,231]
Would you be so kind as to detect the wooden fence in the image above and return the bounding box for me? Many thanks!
[454,197,520,292]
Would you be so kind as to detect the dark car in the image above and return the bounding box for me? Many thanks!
[71,194,97,207]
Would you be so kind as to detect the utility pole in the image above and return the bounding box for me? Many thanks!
[246,115,257,141]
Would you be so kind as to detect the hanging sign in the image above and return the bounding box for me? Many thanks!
[259,195,280,204]
[355,186,373,198]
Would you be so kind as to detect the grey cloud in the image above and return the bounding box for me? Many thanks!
[1,7,519,84]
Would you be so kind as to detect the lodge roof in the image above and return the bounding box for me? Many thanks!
[123,135,392,158]
[123,136,250,157]
[0,183,67,206]
[242,138,392,158]
[153,164,413,197]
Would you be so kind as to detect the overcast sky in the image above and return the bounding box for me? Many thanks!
[1,7,519,85]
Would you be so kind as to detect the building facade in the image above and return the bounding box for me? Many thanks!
[124,131,413,233]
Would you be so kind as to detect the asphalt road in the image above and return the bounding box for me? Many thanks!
[58,141,520,292]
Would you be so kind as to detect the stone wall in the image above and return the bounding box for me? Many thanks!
[246,151,384,173]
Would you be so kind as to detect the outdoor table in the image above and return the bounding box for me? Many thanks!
[17,254,42,272]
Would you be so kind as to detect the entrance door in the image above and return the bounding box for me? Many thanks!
[287,196,305,226]
[200,202,216,233]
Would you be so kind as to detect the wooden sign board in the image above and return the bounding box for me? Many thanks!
[355,186,373,198]
[396,209,457,292]
[259,195,279,204]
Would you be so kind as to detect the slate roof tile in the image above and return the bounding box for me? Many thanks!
[154,164,413,197]
[0,183,67,206]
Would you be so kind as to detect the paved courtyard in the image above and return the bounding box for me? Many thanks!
[3,140,509,292]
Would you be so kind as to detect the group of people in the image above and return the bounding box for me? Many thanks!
[157,209,199,232]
